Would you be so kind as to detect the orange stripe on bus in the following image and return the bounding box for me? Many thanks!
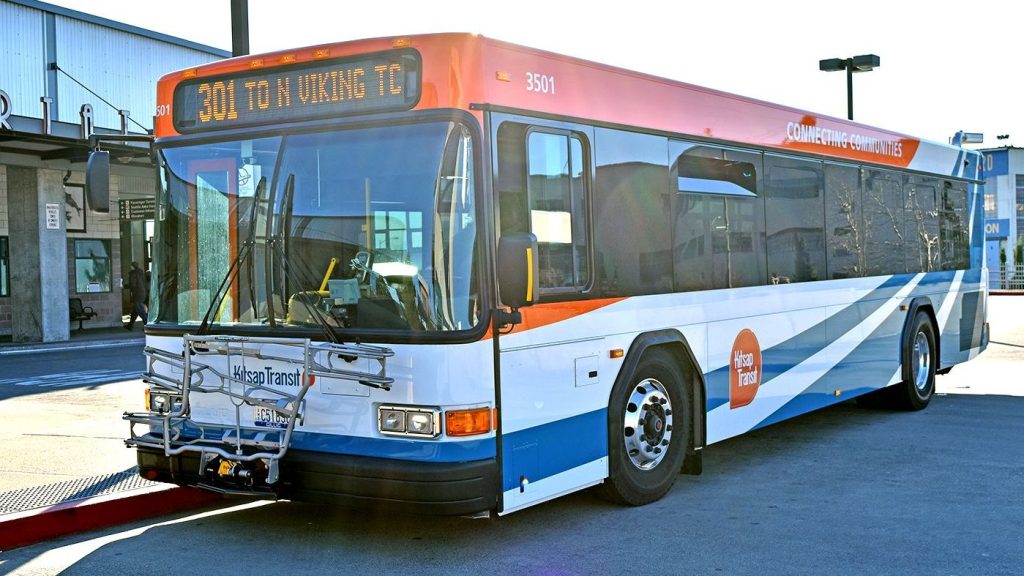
[483,298,625,340]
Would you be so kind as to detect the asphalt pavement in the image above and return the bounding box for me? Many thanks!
[0,297,1021,573]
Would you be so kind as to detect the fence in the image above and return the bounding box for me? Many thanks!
[990,264,1024,292]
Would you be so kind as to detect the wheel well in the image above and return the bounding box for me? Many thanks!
[615,331,706,456]
[902,299,939,380]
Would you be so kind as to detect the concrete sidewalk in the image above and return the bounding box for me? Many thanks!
[0,328,224,550]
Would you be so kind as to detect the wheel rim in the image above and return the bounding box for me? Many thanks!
[622,378,673,470]
[912,331,931,392]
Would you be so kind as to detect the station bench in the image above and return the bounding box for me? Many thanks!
[69,298,97,331]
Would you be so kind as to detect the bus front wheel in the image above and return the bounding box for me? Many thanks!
[600,349,690,506]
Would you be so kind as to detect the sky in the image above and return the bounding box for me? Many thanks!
[43,0,1022,148]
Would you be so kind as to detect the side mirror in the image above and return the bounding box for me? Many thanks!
[85,150,111,213]
[497,232,540,310]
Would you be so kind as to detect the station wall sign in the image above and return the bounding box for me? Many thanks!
[985,218,1009,239]
[983,150,1008,178]
[119,198,155,221]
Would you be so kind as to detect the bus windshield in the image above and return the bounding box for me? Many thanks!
[151,120,481,335]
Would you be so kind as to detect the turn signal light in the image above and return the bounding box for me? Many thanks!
[445,408,491,437]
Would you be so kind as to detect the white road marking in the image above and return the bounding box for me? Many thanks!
[0,369,141,388]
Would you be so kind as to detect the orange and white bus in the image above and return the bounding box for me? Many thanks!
[116,33,987,515]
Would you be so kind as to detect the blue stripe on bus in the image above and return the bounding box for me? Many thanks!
[750,269,979,430]
[274,431,494,462]
[704,274,915,412]
[704,272,958,413]
[752,299,908,429]
[501,409,607,491]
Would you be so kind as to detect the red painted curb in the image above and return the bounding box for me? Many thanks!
[0,485,223,551]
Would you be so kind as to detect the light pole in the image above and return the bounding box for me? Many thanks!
[819,54,880,121]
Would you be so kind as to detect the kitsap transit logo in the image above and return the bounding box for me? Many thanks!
[729,329,762,409]
[232,365,303,387]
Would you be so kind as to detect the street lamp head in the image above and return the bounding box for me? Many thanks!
[819,58,845,72]
[850,54,880,72]
[819,55,880,73]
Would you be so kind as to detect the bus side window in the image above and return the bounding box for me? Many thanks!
[824,163,863,279]
[526,131,589,290]
[671,140,765,291]
[496,122,529,235]
[496,121,591,293]
[939,180,969,270]
[764,155,825,284]
[863,169,905,276]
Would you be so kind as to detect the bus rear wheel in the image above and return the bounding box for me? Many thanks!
[600,349,689,506]
[892,312,937,411]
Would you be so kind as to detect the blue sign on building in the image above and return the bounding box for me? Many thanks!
[985,218,1010,239]
[983,150,1009,177]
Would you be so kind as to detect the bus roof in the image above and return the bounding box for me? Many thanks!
[154,33,977,179]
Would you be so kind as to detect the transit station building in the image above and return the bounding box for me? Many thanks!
[981,147,1024,287]
[0,0,227,341]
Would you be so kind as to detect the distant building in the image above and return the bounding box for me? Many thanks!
[980,147,1024,282]
[0,0,228,341]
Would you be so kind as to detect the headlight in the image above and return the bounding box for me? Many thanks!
[379,408,406,433]
[407,412,433,435]
[378,405,440,438]
[148,391,182,414]
[150,393,169,413]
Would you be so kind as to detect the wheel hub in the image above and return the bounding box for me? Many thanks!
[623,378,673,470]
[913,331,931,392]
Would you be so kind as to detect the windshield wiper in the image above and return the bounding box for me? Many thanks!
[265,172,341,344]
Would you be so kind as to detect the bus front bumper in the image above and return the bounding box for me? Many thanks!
[136,443,498,516]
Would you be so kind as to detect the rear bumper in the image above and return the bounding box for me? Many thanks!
[137,443,497,516]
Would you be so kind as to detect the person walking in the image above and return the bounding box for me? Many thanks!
[126,261,148,330]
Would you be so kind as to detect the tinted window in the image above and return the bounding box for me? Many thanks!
[824,163,862,279]
[593,128,671,296]
[765,156,825,283]
[940,180,969,270]
[527,131,589,290]
[905,176,940,273]
[496,122,530,235]
[496,121,591,294]
[672,141,765,290]
[863,169,905,275]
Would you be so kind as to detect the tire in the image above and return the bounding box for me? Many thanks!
[890,312,937,411]
[599,349,690,506]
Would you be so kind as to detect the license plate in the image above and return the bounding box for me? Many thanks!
[253,405,289,429]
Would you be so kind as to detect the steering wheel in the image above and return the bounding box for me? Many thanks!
[352,251,373,283]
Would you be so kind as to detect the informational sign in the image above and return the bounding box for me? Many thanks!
[985,218,1010,239]
[173,50,421,133]
[45,203,61,229]
[119,198,156,221]
[983,150,1008,177]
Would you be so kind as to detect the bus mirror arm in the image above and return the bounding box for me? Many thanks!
[493,308,522,329]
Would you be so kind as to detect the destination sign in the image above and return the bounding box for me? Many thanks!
[172,51,421,132]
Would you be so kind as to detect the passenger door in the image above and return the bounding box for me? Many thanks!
[492,117,606,513]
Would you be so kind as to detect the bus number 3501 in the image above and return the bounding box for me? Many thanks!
[527,72,556,95]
